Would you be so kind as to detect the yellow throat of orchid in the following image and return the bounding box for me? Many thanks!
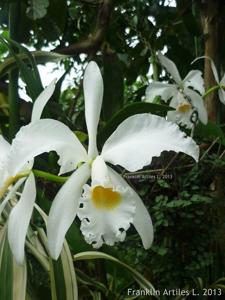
[91,186,121,210]
[177,102,192,113]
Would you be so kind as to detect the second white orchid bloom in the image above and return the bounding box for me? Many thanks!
[145,52,208,129]
[47,61,199,260]
[0,80,87,264]
[209,58,225,105]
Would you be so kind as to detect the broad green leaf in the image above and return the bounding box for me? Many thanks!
[0,224,27,300]
[98,102,173,144]
[0,51,67,79]
[50,242,78,300]
[0,37,42,99]
[74,251,158,298]
[34,207,78,300]
[195,121,225,146]
[76,269,107,294]
[5,37,43,89]
[26,0,50,20]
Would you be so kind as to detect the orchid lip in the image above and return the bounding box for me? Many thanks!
[91,185,122,210]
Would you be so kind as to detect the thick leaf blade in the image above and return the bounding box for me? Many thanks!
[195,122,225,146]
[0,51,67,79]
[0,224,27,300]
[74,251,158,298]
[50,242,78,300]
[34,208,78,300]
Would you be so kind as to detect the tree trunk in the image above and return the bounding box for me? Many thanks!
[200,0,220,122]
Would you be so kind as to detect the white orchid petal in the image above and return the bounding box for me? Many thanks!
[166,110,178,123]
[192,56,219,83]
[183,70,205,95]
[8,173,36,264]
[84,61,103,158]
[167,110,194,129]
[185,88,208,125]
[145,82,177,102]
[0,178,26,216]
[218,89,225,105]
[0,136,10,164]
[158,52,182,84]
[31,79,56,122]
[210,60,219,83]
[47,163,90,259]
[170,92,186,108]
[220,73,225,86]
[78,166,136,248]
[102,114,199,172]
[108,167,153,249]
[218,73,225,104]
[7,119,87,177]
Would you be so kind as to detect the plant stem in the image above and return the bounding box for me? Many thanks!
[8,2,20,140]
[0,170,68,199]
[203,85,220,99]
[33,170,69,183]
[0,171,29,199]
[151,52,158,81]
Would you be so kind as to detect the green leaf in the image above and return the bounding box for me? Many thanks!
[0,224,27,300]
[0,51,67,79]
[98,102,173,144]
[195,121,225,146]
[74,251,158,298]
[26,0,50,20]
[76,269,107,294]
[50,242,78,300]
[33,207,78,300]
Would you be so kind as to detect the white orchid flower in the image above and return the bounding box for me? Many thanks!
[208,58,225,105]
[47,61,199,260]
[0,80,87,264]
[166,90,198,129]
[145,52,208,128]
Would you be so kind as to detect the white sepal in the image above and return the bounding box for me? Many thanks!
[8,173,36,264]
[183,70,205,95]
[185,88,208,125]
[145,82,177,102]
[158,52,182,84]
[31,79,56,122]
[47,163,90,259]
[0,136,10,165]
[84,61,104,158]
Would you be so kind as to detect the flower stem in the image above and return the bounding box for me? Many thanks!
[203,85,220,99]
[33,170,69,183]
[0,170,69,200]
[0,171,29,199]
